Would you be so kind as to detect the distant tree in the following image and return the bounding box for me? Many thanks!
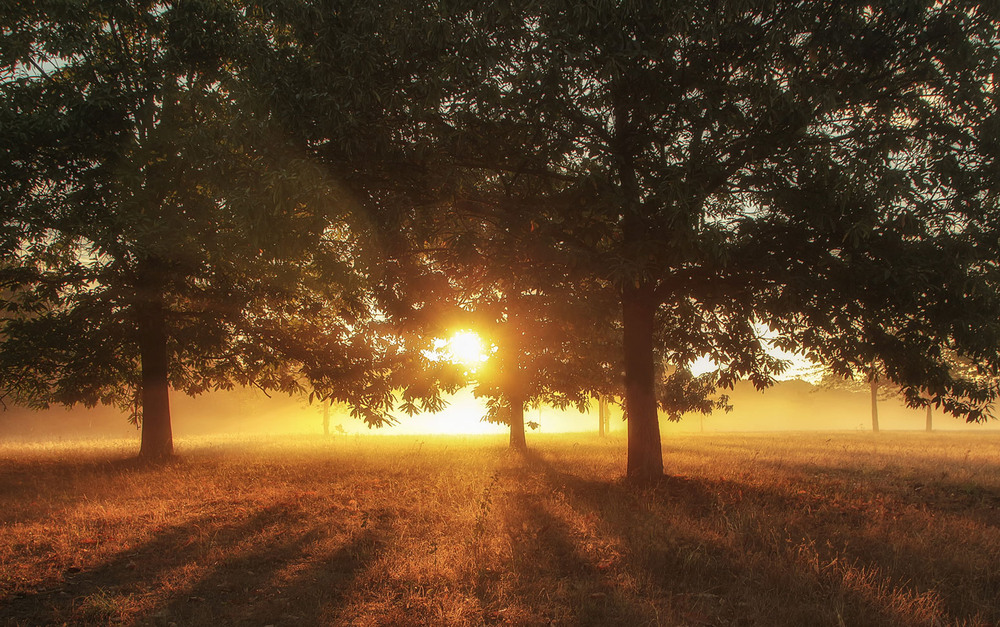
[472,282,618,450]
[417,210,620,450]
[597,395,609,437]
[919,352,997,432]
[815,360,901,433]
[812,344,998,433]
[870,367,883,435]
[0,1,375,458]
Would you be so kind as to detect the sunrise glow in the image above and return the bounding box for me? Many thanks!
[445,330,489,370]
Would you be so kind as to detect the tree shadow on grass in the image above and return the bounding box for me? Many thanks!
[0,501,394,627]
[472,488,654,626]
[660,437,1000,539]
[518,449,996,627]
[152,508,395,626]
[731,452,1000,529]
[0,455,183,527]
[2,506,213,626]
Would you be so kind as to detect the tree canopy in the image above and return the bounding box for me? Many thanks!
[405,0,1000,479]
[0,0,385,458]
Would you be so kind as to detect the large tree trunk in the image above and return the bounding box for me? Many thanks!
[509,393,526,451]
[925,405,932,432]
[137,275,173,460]
[612,79,661,480]
[623,284,662,481]
[598,395,608,437]
[323,403,330,436]
[870,374,880,434]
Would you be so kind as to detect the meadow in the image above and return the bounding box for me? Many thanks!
[1,431,999,626]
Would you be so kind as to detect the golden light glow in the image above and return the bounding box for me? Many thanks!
[445,330,488,369]
[387,390,505,435]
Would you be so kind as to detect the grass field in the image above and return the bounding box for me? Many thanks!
[1,431,999,626]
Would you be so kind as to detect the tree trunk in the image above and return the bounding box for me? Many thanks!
[925,404,932,432]
[137,273,173,460]
[870,375,880,434]
[509,393,526,451]
[323,403,330,436]
[598,395,608,437]
[612,78,661,480]
[623,283,662,481]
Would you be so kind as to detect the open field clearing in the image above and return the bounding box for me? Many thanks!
[1,432,999,626]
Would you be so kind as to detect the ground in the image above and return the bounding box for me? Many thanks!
[1,432,999,625]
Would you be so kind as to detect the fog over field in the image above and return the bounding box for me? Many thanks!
[2,379,995,444]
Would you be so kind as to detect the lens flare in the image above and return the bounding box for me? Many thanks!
[447,330,487,368]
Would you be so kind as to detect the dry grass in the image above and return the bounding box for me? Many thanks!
[1,431,999,626]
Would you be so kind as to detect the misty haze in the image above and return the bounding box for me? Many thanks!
[4,1,1000,625]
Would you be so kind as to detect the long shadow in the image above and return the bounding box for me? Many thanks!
[474,486,653,625]
[720,452,1000,530]
[519,449,998,626]
[658,436,1000,534]
[2,508,218,625]
[274,508,396,625]
[154,508,396,626]
[0,455,183,526]
[1,501,392,627]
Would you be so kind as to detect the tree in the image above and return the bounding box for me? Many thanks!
[412,202,622,451]
[810,338,1000,433]
[428,1,1000,481]
[815,360,901,433]
[919,352,997,432]
[597,394,609,436]
[0,0,373,458]
[238,0,630,449]
[472,280,619,450]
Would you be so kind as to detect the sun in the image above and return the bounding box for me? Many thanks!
[446,330,488,369]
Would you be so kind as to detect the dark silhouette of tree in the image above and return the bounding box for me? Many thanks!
[0,1,377,458]
[414,204,621,451]
[249,1,1000,473]
[429,1,1000,480]
[8,1,999,480]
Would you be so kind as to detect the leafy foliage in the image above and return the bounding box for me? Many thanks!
[387,1,1000,476]
[0,1,381,443]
